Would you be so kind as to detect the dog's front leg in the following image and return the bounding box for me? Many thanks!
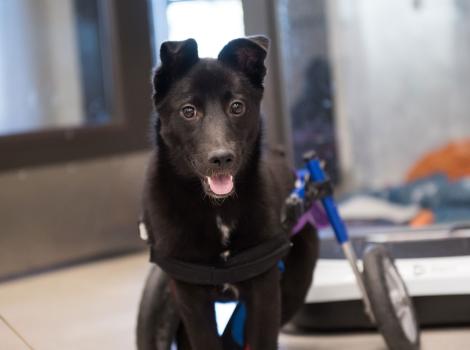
[239,266,281,350]
[172,279,223,350]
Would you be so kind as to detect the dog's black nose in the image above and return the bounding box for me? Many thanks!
[208,150,234,167]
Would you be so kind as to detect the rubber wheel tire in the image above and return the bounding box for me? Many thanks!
[136,265,180,350]
[363,244,420,350]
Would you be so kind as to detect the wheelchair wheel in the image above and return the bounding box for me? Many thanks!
[136,265,180,350]
[363,244,420,350]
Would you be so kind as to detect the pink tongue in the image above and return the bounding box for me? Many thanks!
[207,175,234,195]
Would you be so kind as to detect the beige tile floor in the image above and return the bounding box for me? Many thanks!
[0,253,468,350]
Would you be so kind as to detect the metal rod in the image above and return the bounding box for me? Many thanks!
[341,242,376,324]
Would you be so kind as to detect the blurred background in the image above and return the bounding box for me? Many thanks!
[1,0,469,349]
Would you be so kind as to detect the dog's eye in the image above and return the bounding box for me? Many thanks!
[229,101,245,116]
[181,105,197,119]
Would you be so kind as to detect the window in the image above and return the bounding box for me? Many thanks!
[276,0,338,181]
[0,0,112,136]
[151,0,245,59]
[0,1,153,171]
[275,0,470,227]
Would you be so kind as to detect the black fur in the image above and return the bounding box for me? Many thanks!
[142,36,318,350]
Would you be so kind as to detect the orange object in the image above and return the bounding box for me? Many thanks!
[406,139,470,182]
[409,210,435,227]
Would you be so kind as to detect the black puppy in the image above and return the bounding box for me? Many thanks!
[142,36,318,350]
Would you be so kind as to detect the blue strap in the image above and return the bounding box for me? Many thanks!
[277,260,285,272]
[231,302,247,347]
[229,262,285,347]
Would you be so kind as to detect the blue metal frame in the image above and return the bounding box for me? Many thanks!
[304,158,349,244]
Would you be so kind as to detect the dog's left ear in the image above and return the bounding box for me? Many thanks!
[218,36,269,88]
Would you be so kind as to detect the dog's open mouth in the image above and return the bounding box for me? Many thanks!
[204,174,234,198]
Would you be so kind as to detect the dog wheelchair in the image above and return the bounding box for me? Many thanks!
[136,151,420,350]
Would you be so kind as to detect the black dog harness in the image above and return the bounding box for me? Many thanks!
[149,234,292,285]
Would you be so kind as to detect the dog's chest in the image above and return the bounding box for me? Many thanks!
[216,215,240,295]
[216,215,232,246]
[216,215,234,254]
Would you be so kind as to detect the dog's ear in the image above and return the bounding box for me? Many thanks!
[218,36,269,88]
[153,38,199,104]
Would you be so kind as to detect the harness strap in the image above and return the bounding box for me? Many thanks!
[150,235,292,285]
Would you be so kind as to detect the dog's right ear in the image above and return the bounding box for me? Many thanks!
[153,38,199,104]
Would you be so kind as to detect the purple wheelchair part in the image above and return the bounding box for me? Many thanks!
[292,202,329,236]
